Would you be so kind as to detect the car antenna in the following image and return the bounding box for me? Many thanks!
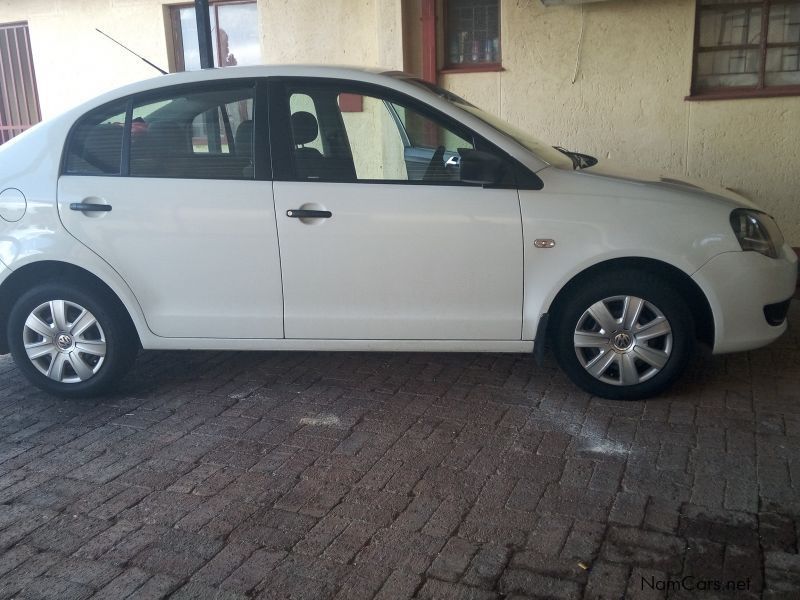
[95,28,168,75]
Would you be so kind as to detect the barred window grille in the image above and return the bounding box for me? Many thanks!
[0,22,41,145]
[692,0,800,98]
[445,0,501,68]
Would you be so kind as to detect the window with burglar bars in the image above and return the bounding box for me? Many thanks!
[444,0,501,70]
[0,22,41,145]
[691,0,800,99]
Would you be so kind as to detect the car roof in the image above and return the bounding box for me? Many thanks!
[83,65,397,107]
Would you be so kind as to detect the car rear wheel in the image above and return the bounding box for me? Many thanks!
[551,270,694,400]
[8,283,137,398]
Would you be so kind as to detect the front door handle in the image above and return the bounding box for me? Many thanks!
[286,209,331,219]
[70,203,112,212]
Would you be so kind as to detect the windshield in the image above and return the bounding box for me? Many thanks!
[388,73,575,170]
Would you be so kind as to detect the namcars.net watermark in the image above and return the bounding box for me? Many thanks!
[642,575,752,593]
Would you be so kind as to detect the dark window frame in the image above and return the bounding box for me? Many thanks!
[688,0,800,101]
[266,77,541,190]
[441,0,503,74]
[61,78,271,181]
[168,0,258,72]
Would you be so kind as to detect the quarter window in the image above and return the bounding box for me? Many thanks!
[691,0,800,98]
[64,101,127,176]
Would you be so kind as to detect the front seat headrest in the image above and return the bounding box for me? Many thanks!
[235,120,254,157]
[291,111,319,146]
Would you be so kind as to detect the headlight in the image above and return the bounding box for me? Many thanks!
[729,209,784,259]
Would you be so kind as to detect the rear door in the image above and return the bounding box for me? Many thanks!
[58,80,284,339]
[269,78,524,341]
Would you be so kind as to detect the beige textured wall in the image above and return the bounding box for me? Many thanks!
[0,0,173,118]
[0,0,396,119]
[429,0,800,243]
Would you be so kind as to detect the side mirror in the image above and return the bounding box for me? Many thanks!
[459,150,505,185]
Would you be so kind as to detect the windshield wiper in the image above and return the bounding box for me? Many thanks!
[553,146,597,170]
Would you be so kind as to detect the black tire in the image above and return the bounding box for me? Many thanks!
[551,270,694,400]
[8,282,138,398]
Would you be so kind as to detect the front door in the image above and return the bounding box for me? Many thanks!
[270,80,523,341]
[58,81,284,339]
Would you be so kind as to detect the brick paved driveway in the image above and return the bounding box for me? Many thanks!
[0,302,798,600]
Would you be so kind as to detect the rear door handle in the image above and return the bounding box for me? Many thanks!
[70,203,112,212]
[286,209,331,219]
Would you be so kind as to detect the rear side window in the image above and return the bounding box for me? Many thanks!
[64,101,127,175]
[130,86,255,180]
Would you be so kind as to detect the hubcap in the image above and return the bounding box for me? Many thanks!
[22,300,107,384]
[573,295,673,387]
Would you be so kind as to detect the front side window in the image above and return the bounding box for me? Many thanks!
[444,0,501,70]
[130,85,255,179]
[283,84,481,184]
[691,0,800,98]
[169,1,260,71]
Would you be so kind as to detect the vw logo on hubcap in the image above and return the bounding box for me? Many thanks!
[56,333,73,351]
[613,332,633,351]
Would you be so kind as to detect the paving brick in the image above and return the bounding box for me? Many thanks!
[601,527,685,572]
[461,544,509,589]
[561,520,606,560]
[372,569,420,600]
[583,561,630,599]
[355,528,446,574]
[322,521,378,564]
[91,567,151,600]
[334,566,390,600]
[0,544,37,578]
[45,556,121,588]
[608,491,648,527]
[499,568,582,599]
[537,484,614,522]
[128,573,181,598]
[428,536,478,582]
[221,549,286,593]
[526,514,572,554]
[417,578,497,600]
[171,581,250,600]
[25,513,110,554]
[0,300,798,599]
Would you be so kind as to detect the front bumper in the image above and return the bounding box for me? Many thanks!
[692,243,798,354]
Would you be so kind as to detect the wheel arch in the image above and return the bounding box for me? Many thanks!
[0,261,142,354]
[545,257,715,348]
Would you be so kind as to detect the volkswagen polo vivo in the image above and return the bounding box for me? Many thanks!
[0,66,795,400]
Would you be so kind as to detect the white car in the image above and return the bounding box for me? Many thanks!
[0,66,795,400]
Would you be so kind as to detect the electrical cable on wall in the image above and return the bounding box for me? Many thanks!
[571,4,585,84]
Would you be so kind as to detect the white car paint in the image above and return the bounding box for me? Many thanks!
[0,65,796,362]
[58,176,284,339]
[273,181,523,340]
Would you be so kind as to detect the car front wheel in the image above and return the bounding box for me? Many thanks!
[551,271,695,400]
[8,283,137,398]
